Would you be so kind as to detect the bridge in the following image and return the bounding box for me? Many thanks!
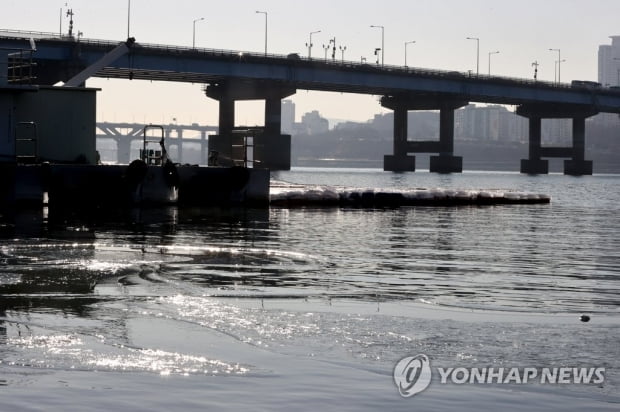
[96,122,217,164]
[3,30,620,174]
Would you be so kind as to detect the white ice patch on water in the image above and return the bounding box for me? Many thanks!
[6,329,251,376]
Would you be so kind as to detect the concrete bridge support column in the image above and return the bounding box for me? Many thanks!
[517,102,597,175]
[254,97,291,170]
[430,108,462,173]
[520,117,549,174]
[564,117,592,175]
[384,106,415,171]
[200,131,207,165]
[208,98,236,166]
[175,129,183,163]
[116,138,132,164]
[206,82,294,170]
[382,95,466,173]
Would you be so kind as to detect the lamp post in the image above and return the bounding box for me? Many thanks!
[127,0,131,39]
[549,48,561,83]
[370,25,384,66]
[192,17,204,48]
[256,11,267,55]
[553,59,566,83]
[404,40,415,67]
[488,50,499,75]
[322,43,330,60]
[339,45,347,62]
[306,30,321,59]
[466,37,479,75]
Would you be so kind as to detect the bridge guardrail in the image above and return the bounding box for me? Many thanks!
[76,37,574,91]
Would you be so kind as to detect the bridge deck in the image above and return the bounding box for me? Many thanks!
[2,30,620,113]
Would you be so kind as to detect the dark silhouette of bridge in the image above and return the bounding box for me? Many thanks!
[96,122,217,164]
[2,30,620,174]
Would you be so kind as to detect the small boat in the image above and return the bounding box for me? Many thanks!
[125,125,179,204]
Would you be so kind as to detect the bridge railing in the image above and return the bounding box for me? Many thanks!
[75,37,581,92]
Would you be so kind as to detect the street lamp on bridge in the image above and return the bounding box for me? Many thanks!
[488,50,499,75]
[404,40,416,68]
[192,17,204,48]
[339,45,347,62]
[554,58,566,84]
[370,25,385,67]
[322,43,330,60]
[374,48,382,65]
[127,0,131,39]
[306,30,321,59]
[466,37,480,75]
[256,11,268,55]
[549,48,561,83]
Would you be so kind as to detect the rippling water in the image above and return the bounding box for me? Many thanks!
[1,169,619,411]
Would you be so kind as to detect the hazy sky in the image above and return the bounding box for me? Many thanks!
[3,0,620,126]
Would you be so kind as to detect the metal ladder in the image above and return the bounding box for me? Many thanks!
[231,128,258,168]
[7,49,36,84]
[15,121,38,163]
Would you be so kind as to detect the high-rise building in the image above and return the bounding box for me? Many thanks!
[281,99,295,134]
[598,36,620,87]
[597,36,620,127]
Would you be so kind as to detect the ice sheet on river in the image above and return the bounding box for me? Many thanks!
[270,181,550,207]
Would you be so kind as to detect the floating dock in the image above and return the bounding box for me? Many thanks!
[0,163,270,209]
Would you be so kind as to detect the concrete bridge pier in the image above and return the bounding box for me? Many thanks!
[384,105,416,171]
[171,129,184,164]
[430,107,463,174]
[564,117,593,175]
[382,95,467,173]
[206,82,295,170]
[520,117,549,174]
[248,97,291,170]
[115,138,132,164]
[207,97,238,166]
[200,131,208,165]
[518,104,597,175]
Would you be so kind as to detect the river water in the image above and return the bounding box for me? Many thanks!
[1,168,619,411]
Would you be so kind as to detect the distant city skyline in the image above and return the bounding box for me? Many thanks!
[4,0,620,126]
